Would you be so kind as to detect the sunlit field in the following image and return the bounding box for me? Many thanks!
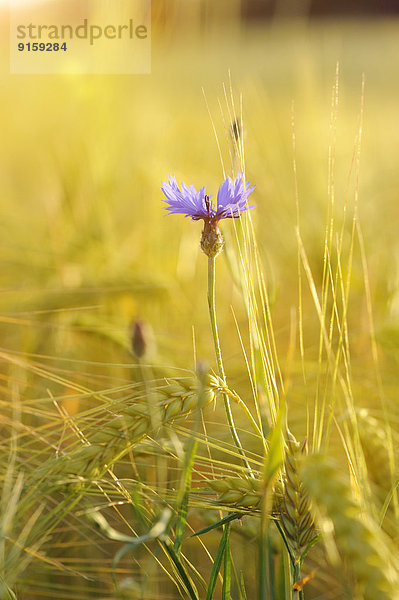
[1,9,399,600]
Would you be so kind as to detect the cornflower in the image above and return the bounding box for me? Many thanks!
[161,171,256,472]
[161,173,255,258]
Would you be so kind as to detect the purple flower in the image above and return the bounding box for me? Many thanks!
[161,174,255,225]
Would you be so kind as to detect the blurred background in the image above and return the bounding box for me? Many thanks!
[0,0,398,417]
[1,0,399,367]
[1,1,399,598]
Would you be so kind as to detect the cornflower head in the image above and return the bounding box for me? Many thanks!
[161,173,255,258]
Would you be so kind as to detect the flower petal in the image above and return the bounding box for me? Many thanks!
[215,174,256,219]
[161,173,255,221]
[162,175,215,220]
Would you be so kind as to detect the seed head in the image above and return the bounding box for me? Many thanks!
[131,320,147,359]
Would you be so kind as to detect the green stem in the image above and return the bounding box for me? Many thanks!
[207,256,252,473]
[292,560,302,600]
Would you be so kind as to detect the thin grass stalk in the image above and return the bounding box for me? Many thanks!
[207,255,251,473]
[138,359,167,498]
[174,368,208,555]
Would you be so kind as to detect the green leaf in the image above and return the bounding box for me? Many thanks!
[162,538,200,600]
[0,578,18,600]
[240,572,248,600]
[111,508,172,587]
[206,522,231,600]
[174,378,207,554]
[263,398,286,484]
[192,512,241,537]
[222,531,231,600]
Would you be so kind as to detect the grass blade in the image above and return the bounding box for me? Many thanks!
[206,522,231,600]
[192,512,241,537]
[222,530,231,600]
[162,538,200,600]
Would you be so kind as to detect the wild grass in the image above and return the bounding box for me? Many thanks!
[0,15,399,600]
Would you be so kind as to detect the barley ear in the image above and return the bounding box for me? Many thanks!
[207,476,261,510]
[36,376,216,483]
[300,454,399,600]
[278,432,317,563]
[357,409,397,504]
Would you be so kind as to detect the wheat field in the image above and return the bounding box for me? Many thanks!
[0,8,399,599]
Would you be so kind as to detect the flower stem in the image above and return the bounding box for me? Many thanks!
[292,561,302,600]
[207,256,252,473]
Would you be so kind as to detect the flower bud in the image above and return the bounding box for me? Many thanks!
[200,220,224,259]
[131,320,147,358]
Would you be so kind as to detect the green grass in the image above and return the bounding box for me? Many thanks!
[0,15,399,600]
